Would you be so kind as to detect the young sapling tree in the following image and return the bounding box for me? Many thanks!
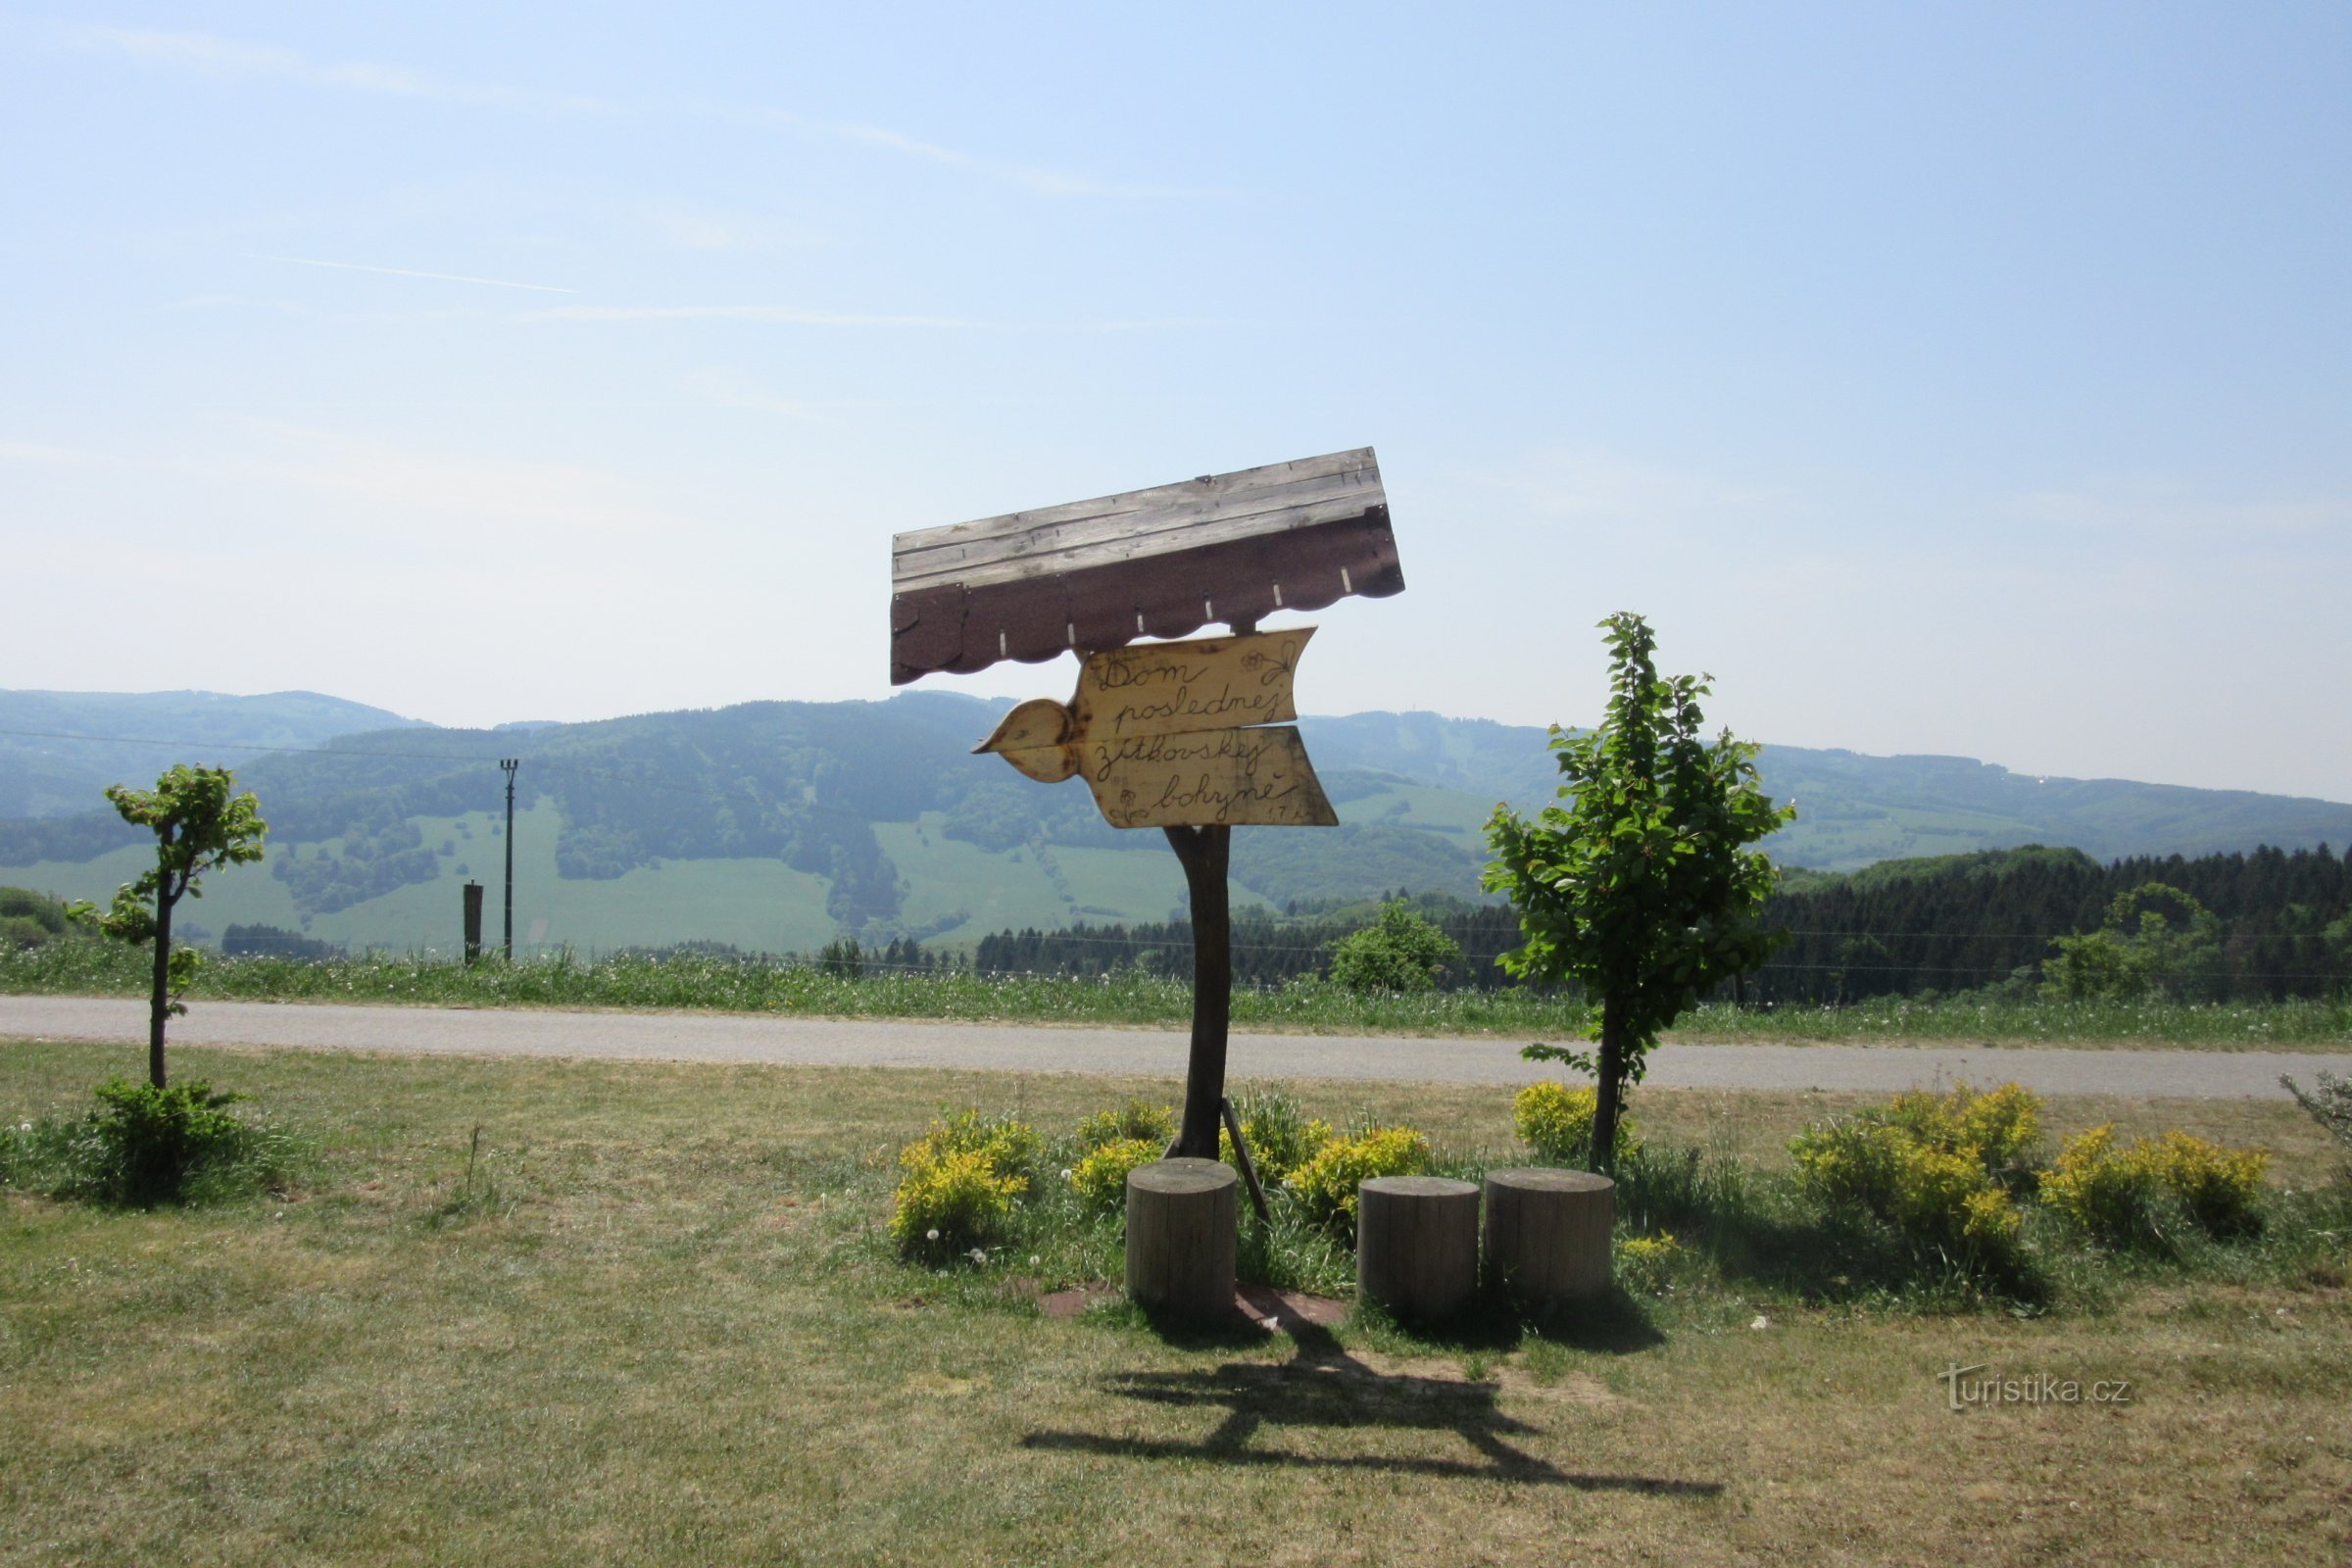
[77,765,268,1088]
[1484,613,1790,1169]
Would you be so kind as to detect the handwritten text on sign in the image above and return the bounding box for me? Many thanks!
[974,628,1340,829]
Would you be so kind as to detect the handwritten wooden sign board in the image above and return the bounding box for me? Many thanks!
[974,627,1339,828]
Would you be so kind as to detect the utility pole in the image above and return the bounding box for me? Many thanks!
[499,758,520,960]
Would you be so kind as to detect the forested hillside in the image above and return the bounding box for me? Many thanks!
[971,845,2352,1004]
[1747,842,2352,1004]
[4,687,2350,956]
[0,689,423,819]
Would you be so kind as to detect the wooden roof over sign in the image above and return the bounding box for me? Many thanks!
[888,447,1401,684]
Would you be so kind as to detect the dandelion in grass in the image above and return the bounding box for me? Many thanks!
[968,1247,986,1264]
[925,1228,940,1242]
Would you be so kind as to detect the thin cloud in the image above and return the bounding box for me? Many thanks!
[65,25,1211,204]
[530,304,985,328]
[64,25,608,113]
[529,303,1234,332]
[172,294,490,324]
[0,440,106,466]
[2010,480,2346,543]
[820,118,1209,201]
[684,368,823,418]
[242,253,580,294]
[1470,448,1798,531]
[214,418,674,536]
[645,204,829,254]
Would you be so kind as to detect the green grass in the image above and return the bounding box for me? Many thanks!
[6,938,2352,1048]
[3,1041,2347,1565]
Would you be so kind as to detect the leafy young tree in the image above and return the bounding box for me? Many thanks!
[1484,613,1792,1169]
[2280,1070,2352,1153]
[78,766,267,1089]
[1,885,77,952]
[2041,882,2223,1002]
[1327,899,1463,993]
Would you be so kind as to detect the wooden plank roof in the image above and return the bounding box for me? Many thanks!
[889,447,1401,683]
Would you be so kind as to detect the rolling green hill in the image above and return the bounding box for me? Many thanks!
[0,689,425,819]
[3,688,2347,956]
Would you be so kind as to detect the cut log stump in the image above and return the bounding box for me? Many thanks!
[1483,1168,1614,1306]
[1356,1176,1481,1324]
[1125,1158,1238,1321]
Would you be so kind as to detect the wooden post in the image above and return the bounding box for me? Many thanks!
[1164,825,1231,1158]
[1484,1168,1614,1306]
[462,881,484,965]
[1219,1096,1271,1223]
[1357,1176,1481,1323]
[1125,1157,1238,1321]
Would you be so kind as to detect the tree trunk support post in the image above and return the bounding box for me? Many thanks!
[147,864,176,1090]
[1165,823,1232,1158]
[1592,995,1627,1174]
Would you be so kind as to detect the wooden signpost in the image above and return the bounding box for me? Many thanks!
[891,448,1404,1315]
[973,626,1338,829]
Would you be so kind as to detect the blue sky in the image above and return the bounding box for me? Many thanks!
[3,4,2347,801]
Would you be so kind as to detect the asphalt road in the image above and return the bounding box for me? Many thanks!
[0,996,2339,1099]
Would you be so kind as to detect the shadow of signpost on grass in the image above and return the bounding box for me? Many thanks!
[1022,1318,1720,1495]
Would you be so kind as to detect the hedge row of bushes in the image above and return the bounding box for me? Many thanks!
[888,1079,2285,1287]
[888,1091,1443,1255]
[1789,1080,2269,1259]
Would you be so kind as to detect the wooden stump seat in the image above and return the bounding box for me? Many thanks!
[1125,1157,1238,1321]
[1483,1167,1614,1305]
[1356,1175,1481,1323]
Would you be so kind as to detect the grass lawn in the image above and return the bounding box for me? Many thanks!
[3,1040,2348,1566]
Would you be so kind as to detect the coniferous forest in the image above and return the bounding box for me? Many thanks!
[970,844,2352,1004]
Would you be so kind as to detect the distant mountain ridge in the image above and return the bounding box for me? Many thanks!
[3,686,2347,956]
[1295,710,2352,867]
[0,689,424,819]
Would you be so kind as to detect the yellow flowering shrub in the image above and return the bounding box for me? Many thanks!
[1886,1081,2041,1177]
[1616,1232,1683,1295]
[1789,1090,2027,1261]
[1218,1089,1332,1183]
[1076,1100,1173,1153]
[901,1108,1041,1178]
[1961,1188,2023,1249]
[890,1108,1040,1253]
[1288,1125,1431,1230]
[1513,1082,1638,1166]
[890,1147,1025,1250]
[1069,1137,1161,1210]
[2136,1131,2269,1233]
[2040,1124,2268,1243]
[2036,1124,2145,1240]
